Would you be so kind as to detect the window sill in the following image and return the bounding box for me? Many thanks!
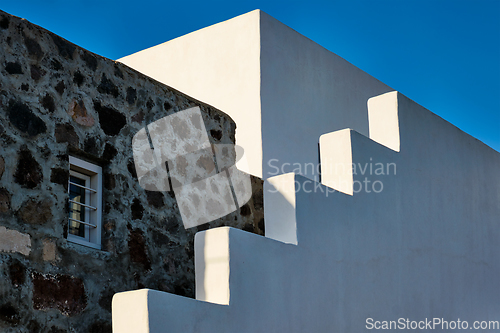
[67,235,102,250]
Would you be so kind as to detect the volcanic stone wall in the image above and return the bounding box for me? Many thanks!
[0,10,264,332]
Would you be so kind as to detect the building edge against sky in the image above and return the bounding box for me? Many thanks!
[119,9,498,181]
[119,9,396,180]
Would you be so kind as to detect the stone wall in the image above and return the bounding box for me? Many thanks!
[0,10,264,332]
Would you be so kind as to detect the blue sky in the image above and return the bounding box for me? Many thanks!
[2,0,499,152]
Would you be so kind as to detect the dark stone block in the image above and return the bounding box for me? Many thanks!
[41,93,55,113]
[73,71,84,86]
[173,279,193,298]
[89,320,112,333]
[83,136,99,155]
[32,272,87,316]
[126,87,137,105]
[240,203,251,216]
[14,149,42,188]
[63,223,68,238]
[30,64,46,81]
[164,101,172,110]
[55,81,65,95]
[0,303,20,326]
[7,100,46,137]
[104,172,115,190]
[131,110,144,123]
[114,65,123,78]
[9,259,26,287]
[127,227,151,270]
[0,16,9,29]
[0,188,11,213]
[146,98,154,110]
[55,123,79,147]
[50,34,75,60]
[20,83,29,91]
[164,216,180,233]
[152,231,170,247]
[0,156,4,179]
[81,52,98,71]
[210,129,223,141]
[253,186,263,210]
[102,143,118,161]
[127,158,137,178]
[131,198,144,220]
[18,197,53,225]
[94,101,126,136]
[258,217,265,233]
[197,224,209,232]
[98,288,115,313]
[5,61,23,74]
[50,168,69,186]
[242,223,255,233]
[146,191,164,208]
[51,59,63,71]
[97,74,119,98]
[24,37,43,60]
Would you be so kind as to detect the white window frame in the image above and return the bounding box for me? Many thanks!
[68,156,103,250]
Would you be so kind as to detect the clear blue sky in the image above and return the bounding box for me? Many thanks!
[2,0,499,152]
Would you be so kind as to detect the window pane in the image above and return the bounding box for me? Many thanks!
[69,175,86,238]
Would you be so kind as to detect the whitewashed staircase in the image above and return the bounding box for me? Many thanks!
[112,91,500,332]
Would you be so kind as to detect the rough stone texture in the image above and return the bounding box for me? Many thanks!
[68,99,94,126]
[0,303,20,326]
[0,9,264,332]
[0,226,31,256]
[0,188,11,213]
[7,100,46,137]
[102,143,117,162]
[94,101,126,136]
[54,123,79,147]
[5,61,22,74]
[0,156,5,179]
[9,259,26,287]
[145,191,164,208]
[32,273,87,316]
[42,238,58,261]
[40,93,55,113]
[13,149,43,188]
[17,198,53,225]
[30,64,46,81]
[127,226,151,270]
[131,198,144,220]
[50,168,69,187]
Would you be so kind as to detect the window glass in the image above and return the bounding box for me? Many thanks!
[69,175,86,238]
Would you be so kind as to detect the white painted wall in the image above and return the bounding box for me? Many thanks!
[118,10,393,180]
[113,92,500,332]
[119,10,262,176]
[259,11,392,180]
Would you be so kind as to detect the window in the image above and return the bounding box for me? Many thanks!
[68,156,102,250]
